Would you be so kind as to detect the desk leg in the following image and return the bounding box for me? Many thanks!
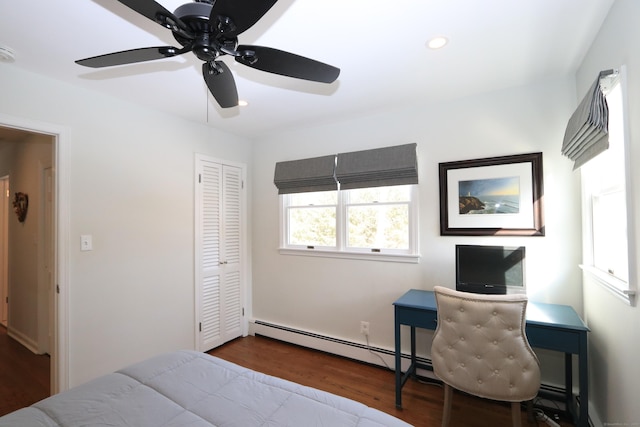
[565,353,573,418]
[410,326,416,378]
[578,336,589,427]
[395,309,402,408]
[565,351,589,427]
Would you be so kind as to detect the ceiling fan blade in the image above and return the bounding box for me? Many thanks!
[209,0,278,36]
[117,0,193,38]
[235,45,340,83]
[203,61,239,108]
[76,46,188,68]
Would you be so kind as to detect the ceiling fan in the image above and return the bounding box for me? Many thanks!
[75,0,340,108]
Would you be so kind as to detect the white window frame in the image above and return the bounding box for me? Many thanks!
[279,185,420,263]
[580,65,637,305]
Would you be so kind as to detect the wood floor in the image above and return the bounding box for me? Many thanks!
[0,325,50,417]
[0,329,573,426]
[209,335,573,427]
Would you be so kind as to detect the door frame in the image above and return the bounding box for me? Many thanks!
[0,113,69,393]
[0,175,8,327]
[39,166,55,355]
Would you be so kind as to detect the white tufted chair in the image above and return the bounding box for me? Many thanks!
[431,286,540,427]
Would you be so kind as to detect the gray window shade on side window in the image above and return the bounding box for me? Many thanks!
[335,143,418,190]
[562,69,615,170]
[273,155,337,194]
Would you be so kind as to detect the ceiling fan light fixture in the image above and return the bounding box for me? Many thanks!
[427,36,448,50]
[0,45,16,62]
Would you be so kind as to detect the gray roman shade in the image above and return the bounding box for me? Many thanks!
[273,154,337,194]
[562,70,615,170]
[335,143,418,190]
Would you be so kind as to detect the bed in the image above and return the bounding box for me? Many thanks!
[0,350,412,426]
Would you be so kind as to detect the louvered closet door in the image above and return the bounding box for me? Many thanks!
[196,156,244,352]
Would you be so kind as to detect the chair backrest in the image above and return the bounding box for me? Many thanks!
[431,286,540,402]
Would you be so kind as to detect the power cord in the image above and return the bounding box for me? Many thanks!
[363,334,443,389]
[364,333,392,370]
[534,408,560,427]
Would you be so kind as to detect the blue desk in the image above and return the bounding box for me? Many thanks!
[394,289,590,427]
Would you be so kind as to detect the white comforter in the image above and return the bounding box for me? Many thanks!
[0,350,412,426]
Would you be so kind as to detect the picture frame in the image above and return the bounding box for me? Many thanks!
[439,152,544,236]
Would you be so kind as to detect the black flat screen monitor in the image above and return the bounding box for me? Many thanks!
[455,245,525,295]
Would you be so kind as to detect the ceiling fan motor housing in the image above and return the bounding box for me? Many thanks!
[172,2,236,61]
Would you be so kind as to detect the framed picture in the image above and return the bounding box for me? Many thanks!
[439,152,544,236]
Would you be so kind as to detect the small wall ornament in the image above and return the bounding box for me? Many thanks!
[12,192,28,223]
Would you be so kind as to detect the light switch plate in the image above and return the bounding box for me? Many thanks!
[80,234,93,251]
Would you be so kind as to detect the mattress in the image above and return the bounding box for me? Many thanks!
[0,350,412,426]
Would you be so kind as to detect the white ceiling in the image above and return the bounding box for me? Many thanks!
[0,0,614,139]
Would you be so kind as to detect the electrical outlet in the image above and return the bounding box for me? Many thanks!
[360,321,370,335]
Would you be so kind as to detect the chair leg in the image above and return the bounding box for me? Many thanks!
[510,402,521,427]
[442,384,453,427]
[526,399,535,423]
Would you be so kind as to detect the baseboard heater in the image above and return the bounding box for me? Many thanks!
[252,320,432,371]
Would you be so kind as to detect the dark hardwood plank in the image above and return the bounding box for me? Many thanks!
[209,335,573,427]
[0,326,50,417]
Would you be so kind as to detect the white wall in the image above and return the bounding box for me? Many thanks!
[577,0,640,425]
[0,65,253,387]
[251,76,583,386]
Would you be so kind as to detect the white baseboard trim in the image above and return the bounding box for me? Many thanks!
[249,319,437,379]
[7,327,39,354]
[587,401,600,427]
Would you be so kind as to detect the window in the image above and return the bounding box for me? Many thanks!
[280,185,418,262]
[580,70,636,304]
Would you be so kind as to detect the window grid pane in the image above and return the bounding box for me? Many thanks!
[592,190,628,282]
[288,206,336,247]
[347,204,409,249]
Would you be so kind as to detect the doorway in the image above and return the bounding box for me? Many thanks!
[0,116,68,394]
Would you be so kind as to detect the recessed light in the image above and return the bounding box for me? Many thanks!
[238,100,248,107]
[0,45,15,62]
[427,36,448,50]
